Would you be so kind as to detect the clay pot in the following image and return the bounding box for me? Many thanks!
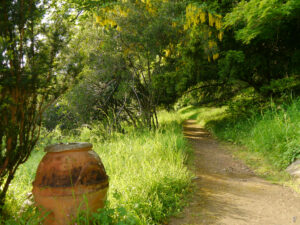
[32,142,109,225]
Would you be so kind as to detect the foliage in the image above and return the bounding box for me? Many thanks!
[72,205,139,225]
[2,0,300,221]
[0,204,139,225]
[0,0,83,206]
[0,207,43,225]
[41,0,300,132]
[176,0,300,105]
[224,0,300,44]
[59,0,186,130]
[183,98,300,170]
[2,111,192,224]
[179,105,227,126]
[220,0,300,96]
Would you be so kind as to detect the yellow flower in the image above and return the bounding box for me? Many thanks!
[215,18,222,30]
[199,11,206,23]
[218,31,224,41]
[208,40,216,48]
[208,13,214,27]
[164,49,171,57]
[95,16,101,23]
[213,53,219,60]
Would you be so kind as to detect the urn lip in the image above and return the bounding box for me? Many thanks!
[45,142,93,153]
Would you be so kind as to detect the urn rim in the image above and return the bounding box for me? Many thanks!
[45,142,93,153]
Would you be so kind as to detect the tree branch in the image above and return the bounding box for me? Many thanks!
[184,82,227,94]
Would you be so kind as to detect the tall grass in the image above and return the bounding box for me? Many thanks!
[180,99,300,171]
[1,111,192,224]
[209,99,300,170]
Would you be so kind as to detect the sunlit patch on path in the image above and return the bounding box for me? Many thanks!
[169,120,300,225]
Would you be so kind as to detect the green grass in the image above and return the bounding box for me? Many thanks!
[2,111,192,224]
[206,100,300,170]
[178,105,227,126]
[179,99,300,185]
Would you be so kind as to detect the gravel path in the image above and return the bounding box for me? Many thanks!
[169,120,300,225]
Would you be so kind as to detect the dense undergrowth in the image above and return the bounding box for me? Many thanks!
[180,98,300,172]
[1,111,192,225]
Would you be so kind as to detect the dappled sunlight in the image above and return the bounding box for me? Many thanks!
[170,120,300,225]
[182,120,211,140]
[1,0,299,223]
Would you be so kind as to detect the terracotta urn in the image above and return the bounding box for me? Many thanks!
[32,142,109,225]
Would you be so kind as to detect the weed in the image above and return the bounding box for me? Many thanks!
[179,99,300,181]
[2,111,192,225]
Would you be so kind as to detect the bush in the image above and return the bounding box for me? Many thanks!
[206,98,300,170]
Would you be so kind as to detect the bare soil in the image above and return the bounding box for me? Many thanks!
[169,120,300,225]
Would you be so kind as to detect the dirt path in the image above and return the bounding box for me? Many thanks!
[169,120,300,225]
